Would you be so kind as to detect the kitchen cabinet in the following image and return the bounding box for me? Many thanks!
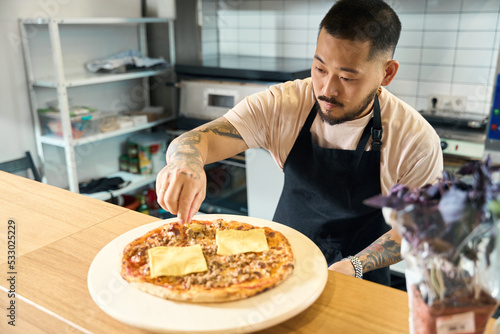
[20,17,175,200]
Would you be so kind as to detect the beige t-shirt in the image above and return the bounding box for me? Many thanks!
[224,77,443,195]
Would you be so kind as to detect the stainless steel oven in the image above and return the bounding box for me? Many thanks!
[419,109,488,172]
[170,55,311,216]
[176,78,275,129]
[171,77,279,215]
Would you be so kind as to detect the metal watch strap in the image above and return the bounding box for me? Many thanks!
[347,256,363,279]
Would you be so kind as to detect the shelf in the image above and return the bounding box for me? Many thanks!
[21,17,171,25]
[21,15,176,194]
[84,171,158,201]
[40,116,175,147]
[32,68,169,88]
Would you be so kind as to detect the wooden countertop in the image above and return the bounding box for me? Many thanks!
[0,171,497,333]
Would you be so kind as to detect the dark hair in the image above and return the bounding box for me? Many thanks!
[320,0,401,60]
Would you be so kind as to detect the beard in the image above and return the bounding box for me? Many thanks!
[316,88,378,126]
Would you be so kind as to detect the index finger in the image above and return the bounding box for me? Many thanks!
[176,182,204,223]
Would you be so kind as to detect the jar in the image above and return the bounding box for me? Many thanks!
[119,155,129,172]
[129,158,139,174]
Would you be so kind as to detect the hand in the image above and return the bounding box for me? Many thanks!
[328,259,355,277]
[156,160,207,223]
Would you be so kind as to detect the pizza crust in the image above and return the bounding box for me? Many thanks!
[130,264,293,303]
[131,281,247,303]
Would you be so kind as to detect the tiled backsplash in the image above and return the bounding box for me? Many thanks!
[201,0,500,115]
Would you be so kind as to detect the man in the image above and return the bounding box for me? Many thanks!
[156,0,443,285]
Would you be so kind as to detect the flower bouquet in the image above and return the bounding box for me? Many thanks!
[365,158,499,334]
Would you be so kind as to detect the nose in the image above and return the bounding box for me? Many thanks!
[323,75,340,97]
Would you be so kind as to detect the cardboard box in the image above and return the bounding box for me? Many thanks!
[131,114,148,126]
[128,106,168,123]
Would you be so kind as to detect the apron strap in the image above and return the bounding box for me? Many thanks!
[348,94,382,207]
[371,95,383,151]
[351,94,382,179]
[304,102,320,130]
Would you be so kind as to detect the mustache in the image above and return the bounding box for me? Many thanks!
[317,95,344,108]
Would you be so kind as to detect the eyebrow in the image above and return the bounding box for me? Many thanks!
[314,55,360,75]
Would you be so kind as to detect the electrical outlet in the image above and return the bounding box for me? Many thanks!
[452,96,467,111]
[428,94,446,110]
[427,94,467,111]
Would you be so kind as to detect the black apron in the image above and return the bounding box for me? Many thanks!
[273,95,391,285]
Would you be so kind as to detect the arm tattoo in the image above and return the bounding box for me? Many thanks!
[167,132,203,162]
[165,132,204,181]
[356,232,402,273]
[165,119,243,175]
[198,119,243,140]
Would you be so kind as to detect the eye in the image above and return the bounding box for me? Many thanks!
[315,67,326,73]
[341,77,354,82]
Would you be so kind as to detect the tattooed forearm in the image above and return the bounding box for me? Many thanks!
[356,229,402,273]
[165,118,245,174]
[167,132,203,162]
[165,133,205,180]
[198,119,243,140]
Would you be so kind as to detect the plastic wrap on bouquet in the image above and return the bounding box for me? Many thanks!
[398,207,498,334]
[366,159,500,334]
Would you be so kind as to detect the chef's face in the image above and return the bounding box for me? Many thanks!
[311,28,395,125]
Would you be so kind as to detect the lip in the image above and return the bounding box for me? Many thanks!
[322,101,340,110]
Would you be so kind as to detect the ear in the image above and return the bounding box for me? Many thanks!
[381,60,399,86]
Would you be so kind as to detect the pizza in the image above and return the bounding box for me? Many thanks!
[121,218,294,303]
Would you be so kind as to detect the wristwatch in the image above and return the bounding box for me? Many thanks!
[346,256,363,279]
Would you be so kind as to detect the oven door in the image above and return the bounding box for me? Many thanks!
[200,156,248,215]
[165,129,249,215]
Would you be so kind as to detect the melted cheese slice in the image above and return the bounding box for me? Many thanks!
[216,229,269,255]
[148,245,207,278]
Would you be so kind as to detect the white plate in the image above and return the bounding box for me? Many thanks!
[87,214,328,334]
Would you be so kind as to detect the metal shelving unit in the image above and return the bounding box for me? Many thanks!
[20,17,175,196]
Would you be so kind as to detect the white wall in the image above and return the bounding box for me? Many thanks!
[0,0,141,166]
[201,0,500,116]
